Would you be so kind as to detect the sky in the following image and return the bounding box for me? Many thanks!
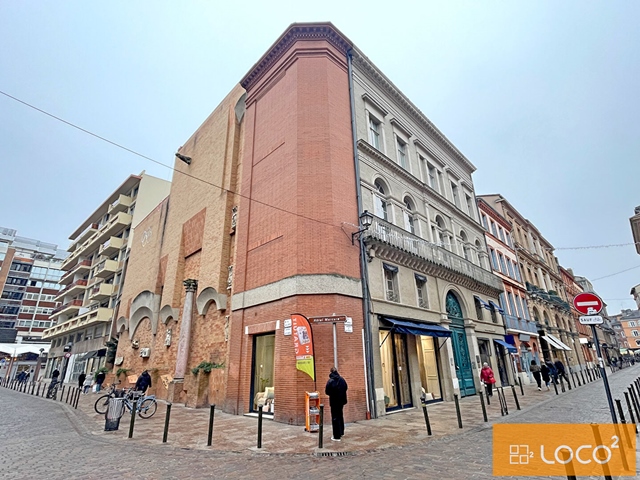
[1,1,639,314]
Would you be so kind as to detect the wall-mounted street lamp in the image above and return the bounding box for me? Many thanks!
[175,153,192,165]
[352,210,374,245]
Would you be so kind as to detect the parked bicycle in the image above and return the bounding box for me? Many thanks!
[46,380,59,400]
[120,389,157,419]
[94,382,123,414]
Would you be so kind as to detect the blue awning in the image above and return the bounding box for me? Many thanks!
[379,316,452,338]
[489,301,505,315]
[474,295,492,311]
[494,339,517,353]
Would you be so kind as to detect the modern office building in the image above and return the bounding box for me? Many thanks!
[42,172,170,383]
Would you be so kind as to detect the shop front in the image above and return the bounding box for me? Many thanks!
[250,333,275,415]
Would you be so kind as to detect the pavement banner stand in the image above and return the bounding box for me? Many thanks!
[105,398,126,431]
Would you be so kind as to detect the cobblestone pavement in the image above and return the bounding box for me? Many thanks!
[1,366,639,479]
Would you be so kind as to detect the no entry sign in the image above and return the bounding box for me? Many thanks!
[573,292,604,315]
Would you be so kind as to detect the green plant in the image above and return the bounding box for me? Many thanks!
[116,367,131,378]
[191,361,224,375]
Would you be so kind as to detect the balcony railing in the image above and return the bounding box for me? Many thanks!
[55,279,88,300]
[60,259,92,285]
[503,314,538,334]
[526,283,571,312]
[51,299,82,315]
[363,217,503,291]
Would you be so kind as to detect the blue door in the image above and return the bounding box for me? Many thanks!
[446,292,476,397]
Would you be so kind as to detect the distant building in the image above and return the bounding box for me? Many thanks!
[630,284,640,309]
[630,206,640,255]
[612,309,640,352]
[42,173,170,383]
[0,227,66,343]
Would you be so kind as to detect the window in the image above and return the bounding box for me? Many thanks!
[507,259,515,279]
[498,227,505,243]
[451,182,460,207]
[383,264,399,302]
[369,116,381,150]
[633,330,639,337]
[490,221,498,237]
[415,274,428,308]
[522,298,530,319]
[460,231,470,261]
[628,321,637,327]
[427,163,438,192]
[374,180,389,221]
[515,296,525,319]
[481,214,488,230]
[396,138,407,169]
[465,194,474,219]
[489,249,498,270]
[636,340,640,346]
[505,233,513,247]
[514,262,522,282]
[498,252,507,274]
[507,292,517,316]
[474,297,484,320]
[403,197,416,234]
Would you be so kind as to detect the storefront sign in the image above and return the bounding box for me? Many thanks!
[344,317,353,333]
[291,314,315,381]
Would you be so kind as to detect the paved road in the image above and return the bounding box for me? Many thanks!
[1,366,639,479]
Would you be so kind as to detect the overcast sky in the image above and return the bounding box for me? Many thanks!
[1,1,638,314]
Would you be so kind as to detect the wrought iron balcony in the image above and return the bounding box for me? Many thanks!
[363,217,503,291]
[503,314,538,334]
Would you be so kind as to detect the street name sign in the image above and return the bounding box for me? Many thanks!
[573,292,604,315]
[579,315,603,325]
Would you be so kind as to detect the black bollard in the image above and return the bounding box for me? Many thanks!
[30,383,35,395]
[511,385,521,410]
[207,404,215,446]
[571,372,578,388]
[580,371,586,385]
[518,377,524,396]
[479,391,488,422]
[422,403,432,435]
[553,379,559,395]
[561,448,577,480]
[163,403,172,444]
[257,405,263,449]
[65,387,71,404]
[559,377,566,393]
[74,388,80,409]
[453,394,462,428]
[566,374,573,390]
[629,387,640,422]
[616,399,627,425]
[318,404,324,448]
[501,388,509,415]
[624,392,638,434]
[485,385,491,406]
[35,383,41,397]
[128,400,137,439]
[60,385,65,402]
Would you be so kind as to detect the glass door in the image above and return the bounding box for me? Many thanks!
[251,333,275,412]
[417,336,442,402]
[379,331,413,411]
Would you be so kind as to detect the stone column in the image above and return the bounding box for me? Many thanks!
[174,279,198,381]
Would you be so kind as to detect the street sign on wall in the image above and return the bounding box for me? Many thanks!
[573,292,604,315]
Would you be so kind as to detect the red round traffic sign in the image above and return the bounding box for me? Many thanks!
[64,352,71,358]
[573,292,603,315]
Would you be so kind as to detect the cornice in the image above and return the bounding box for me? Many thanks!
[351,51,476,174]
[241,23,352,91]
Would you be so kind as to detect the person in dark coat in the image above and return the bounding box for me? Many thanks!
[530,360,542,391]
[325,367,348,442]
[78,372,86,389]
[95,370,106,392]
[540,362,551,391]
[135,370,152,393]
[554,358,569,385]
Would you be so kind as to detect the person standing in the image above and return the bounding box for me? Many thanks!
[78,372,86,390]
[480,362,497,397]
[95,370,106,392]
[135,370,152,393]
[83,373,93,394]
[530,360,542,391]
[325,367,348,442]
[540,362,551,391]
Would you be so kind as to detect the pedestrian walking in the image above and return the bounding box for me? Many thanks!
[540,362,551,391]
[134,370,152,393]
[530,360,542,391]
[95,370,106,392]
[545,361,558,385]
[83,373,92,394]
[78,372,86,390]
[554,358,569,384]
[47,369,60,397]
[325,367,348,442]
[480,362,497,397]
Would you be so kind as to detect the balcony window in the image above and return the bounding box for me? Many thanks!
[396,138,407,169]
[507,292,517,317]
[427,163,438,192]
[415,274,428,308]
[403,197,416,235]
[374,180,389,221]
[451,182,460,208]
[369,116,381,150]
[383,263,399,303]
[465,194,474,219]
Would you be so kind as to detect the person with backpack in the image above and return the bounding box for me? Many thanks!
[530,360,542,391]
[134,370,152,393]
[480,362,497,397]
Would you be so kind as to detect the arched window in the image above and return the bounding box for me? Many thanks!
[460,230,470,261]
[403,196,416,234]
[374,179,389,221]
[474,239,482,266]
[434,215,447,248]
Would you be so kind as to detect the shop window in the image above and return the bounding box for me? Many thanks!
[252,333,275,412]
[417,336,442,402]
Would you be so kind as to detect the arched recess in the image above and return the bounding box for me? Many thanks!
[128,290,160,340]
[196,286,227,315]
[445,289,466,326]
[116,316,128,334]
[129,306,154,340]
[160,304,178,325]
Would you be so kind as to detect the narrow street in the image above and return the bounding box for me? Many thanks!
[1,366,639,479]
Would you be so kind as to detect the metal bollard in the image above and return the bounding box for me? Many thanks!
[559,377,566,393]
[580,371,586,385]
[561,448,577,480]
[518,377,524,396]
[616,399,627,425]
[479,391,488,422]
[511,385,521,410]
[128,400,137,439]
[485,385,491,406]
[318,404,324,448]
[74,388,80,409]
[60,385,65,402]
[257,405,263,449]
[207,404,215,446]
[163,403,172,443]
[629,387,640,422]
[65,387,71,404]
[624,392,638,434]
[30,383,35,395]
[422,402,432,435]
[501,388,509,415]
[35,383,41,397]
[553,379,559,395]
[453,394,462,428]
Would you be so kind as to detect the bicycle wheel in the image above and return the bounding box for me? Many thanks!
[94,394,111,414]
[138,398,157,419]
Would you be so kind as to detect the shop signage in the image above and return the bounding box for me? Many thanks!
[309,315,347,323]
[283,318,292,336]
[291,314,315,381]
[579,315,603,325]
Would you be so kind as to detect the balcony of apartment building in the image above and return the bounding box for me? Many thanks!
[503,314,538,335]
[526,282,572,313]
[43,304,112,339]
[54,279,88,302]
[59,259,92,286]
[50,299,83,318]
[98,236,125,258]
[362,216,503,291]
[108,194,132,215]
[64,223,99,264]
[95,259,120,278]
[88,282,115,302]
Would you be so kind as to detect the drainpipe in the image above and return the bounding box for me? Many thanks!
[347,48,377,419]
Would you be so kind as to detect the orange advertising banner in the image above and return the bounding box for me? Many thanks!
[291,314,315,381]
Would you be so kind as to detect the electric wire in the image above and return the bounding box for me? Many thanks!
[0,90,341,231]
[591,265,640,282]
